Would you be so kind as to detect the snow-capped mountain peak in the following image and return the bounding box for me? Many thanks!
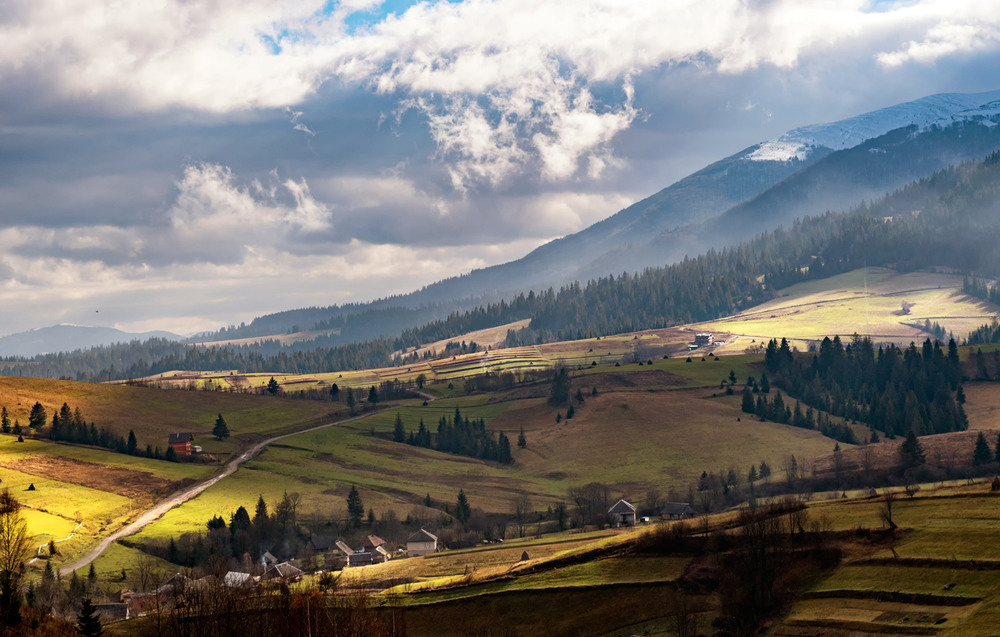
[749,89,1000,162]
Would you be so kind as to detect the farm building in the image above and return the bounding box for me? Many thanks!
[694,333,713,346]
[661,502,696,520]
[94,603,129,622]
[608,499,637,527]
[167,432,193,456]
[263,562,304,582]
[406,528,438,556]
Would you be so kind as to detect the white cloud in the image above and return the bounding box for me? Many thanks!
[5,0,999,191]
[167,163,333,254]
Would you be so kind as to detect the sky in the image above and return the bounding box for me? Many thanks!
[0,0,999,337]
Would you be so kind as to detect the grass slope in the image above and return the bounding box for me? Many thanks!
[0,376,339,457]
[695,267,998,353]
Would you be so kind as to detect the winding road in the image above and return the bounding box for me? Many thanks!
[57,409,383,576]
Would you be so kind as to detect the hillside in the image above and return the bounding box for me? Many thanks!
[698,267,999,354]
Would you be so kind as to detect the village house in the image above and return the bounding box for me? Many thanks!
[661,502,696,520]
[694,333,713,347]
[167,432,194,456]
[263,562,304,582]
[608,499,637,527]
[406,528,438,557]
[347,534,390,565]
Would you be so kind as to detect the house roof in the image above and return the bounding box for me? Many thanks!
[361,534,386,550]
[375,545,390,557]
[168,432,193,444]
[407,528,438,544]
[662,502,695,515]
[224,571,254,587]
[335,540,354,555]
[265,562,304,580]
[261,551,278,566]
[608,499,636,514]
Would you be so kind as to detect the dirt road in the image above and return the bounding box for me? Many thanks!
[57,409,380,576]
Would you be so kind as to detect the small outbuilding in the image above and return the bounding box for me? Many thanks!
[608,499,637,527]
[661,502,696,520]
[406,528,438,557]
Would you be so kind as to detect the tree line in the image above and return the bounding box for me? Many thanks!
[6,151,1000,381]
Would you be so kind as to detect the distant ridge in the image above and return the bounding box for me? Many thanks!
[0,324,182,358]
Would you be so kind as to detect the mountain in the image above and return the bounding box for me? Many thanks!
[339,89,1000,312]
[0,324,182,358]
[88,89,1000,349]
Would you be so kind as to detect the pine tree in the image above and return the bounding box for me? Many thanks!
[566,404,575,419]
[213,414,230,440]
[393,413,405,443]
[126,430,137,455]
[28,402,46,429]
[517,427,526,449]
[741,386,755,413]
[346,389,356,415]
[455,489,471,526]
[76,598,103,637]
[0,406,9,434]
[329,383,340,400]
[367,386,379,405]
[974,431,992,465]
[347,485,364,527]
[901,430,926,469]
[548,368,570,406]
[266,377,280,395]
[165,446,177,462]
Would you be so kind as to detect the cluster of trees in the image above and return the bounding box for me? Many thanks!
[394,409,513,464]
[142,493,303,568]
[16,401,180,461]
[762,336,966,438]
[741,388,858,444]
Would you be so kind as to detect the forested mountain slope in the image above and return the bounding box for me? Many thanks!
[4,150,1000,381]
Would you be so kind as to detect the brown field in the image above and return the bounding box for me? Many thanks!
[809,429,997,480]
[0,455,185,501]
[962,381,1000,430]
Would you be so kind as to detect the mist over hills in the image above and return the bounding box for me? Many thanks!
[5,89,1000,360]
[0,325,182,358]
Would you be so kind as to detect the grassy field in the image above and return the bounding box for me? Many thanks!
[695,267,999,353]
[0,375,342,458]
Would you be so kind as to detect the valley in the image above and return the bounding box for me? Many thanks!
[3,88,1000,637]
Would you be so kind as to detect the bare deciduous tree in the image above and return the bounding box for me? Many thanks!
[0,489,30,626]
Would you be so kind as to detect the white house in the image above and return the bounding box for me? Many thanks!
[406,528,438,556]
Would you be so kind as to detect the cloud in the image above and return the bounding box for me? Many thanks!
[6,0,999,191]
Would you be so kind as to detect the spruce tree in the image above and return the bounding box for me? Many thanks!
[126,430,137,455]
[741,386,755,413]
[455,489,471,525]
[974,431,992,465]
[212,414,230,440]
[77,598,103,637]
[367,386,379,405]
[0,406,9,434]
[266,377,280,395]
[517,427,526,449]
[393,413,405,443]
[901,430,926,469]
[346,485,364,527]
[28,402,46,430]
